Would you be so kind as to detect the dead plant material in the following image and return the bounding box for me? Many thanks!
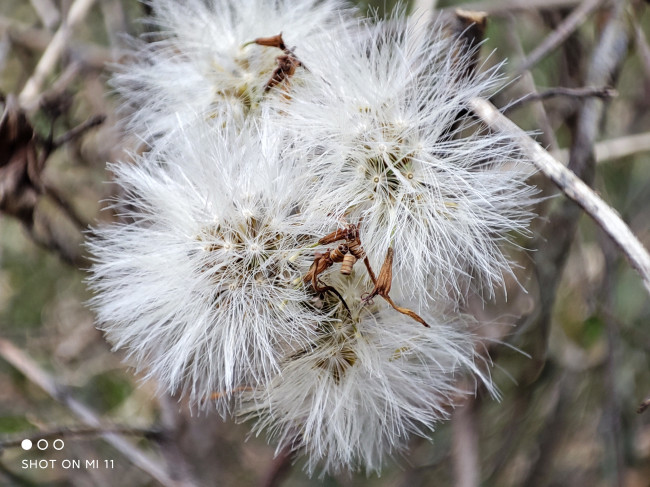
[254,33,304,92]
[363,248,430,328]
[340,253,356,275]
[308,225,429,327]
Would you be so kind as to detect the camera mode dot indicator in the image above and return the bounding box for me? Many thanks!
[21,439,32,451]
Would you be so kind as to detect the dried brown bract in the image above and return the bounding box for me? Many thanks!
[363,248,430,328]
[307,225,429,327]
[254,33,304,92]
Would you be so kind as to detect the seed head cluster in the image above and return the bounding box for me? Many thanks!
[88,0,537,475]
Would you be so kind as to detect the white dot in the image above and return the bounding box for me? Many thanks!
[21,439,32,450]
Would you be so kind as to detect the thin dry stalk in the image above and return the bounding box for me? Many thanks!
[552,131,650,163]
[515,0,604,75]
[470,97,650,296]
[443,0,582,15]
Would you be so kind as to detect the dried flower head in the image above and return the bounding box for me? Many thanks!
[113,0,356,145]
[89,0,539,476]
[87,122,324,413]
[240,271,493,475]
[271,15,537,304]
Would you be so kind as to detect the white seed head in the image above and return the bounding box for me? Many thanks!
[112,0,358,146]
[87,122,325,414]
[240,272,494,475]
[270,15,538,305]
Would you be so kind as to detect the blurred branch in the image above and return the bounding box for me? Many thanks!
[452,396,479,487]
[598,232,625,487]
[638,397,650,414]
[52,113,105,148]
[471,97,650,296]
[0,338,195,487]
[505,86,617,112]
[18,0,98,110]
[157,395,200,486]
[0,16,112,70]
[29,0,60,30]
[552,131,650,163]
[521,373,572,487]
[503,16,559,150]
[514,0,604,76]
[261,444,295,487]
[510,0,631,379]
[444,0,582,14]
[634,23,650,79]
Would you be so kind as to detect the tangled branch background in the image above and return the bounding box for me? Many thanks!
[1,0,650,486]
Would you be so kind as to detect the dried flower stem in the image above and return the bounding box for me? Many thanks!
[470,97,650,296]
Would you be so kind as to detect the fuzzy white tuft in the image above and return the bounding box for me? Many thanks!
[113,0,358,146]
[270,16,538,304]
[87,121,326,413]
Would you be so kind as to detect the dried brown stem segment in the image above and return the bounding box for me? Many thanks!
[253,33,287,51]
[340,253,356,275]
[329,244,348,263]
[303,251,334,291]
[318,225,357,245]
[265,54,302,92]
[364,247,395,302]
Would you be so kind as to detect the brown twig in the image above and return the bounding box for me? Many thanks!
[505,86,617,112]
[637,397,650,414]
[514,0,604,76]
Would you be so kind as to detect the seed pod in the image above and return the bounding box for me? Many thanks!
[340,253,357,275]
[347,239,366,260]
[329,244,348,263]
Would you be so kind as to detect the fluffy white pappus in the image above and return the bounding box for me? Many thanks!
[239,271,494,475]
[87,123,326,414]
[271,15,538,304]
[113,0,357,145]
